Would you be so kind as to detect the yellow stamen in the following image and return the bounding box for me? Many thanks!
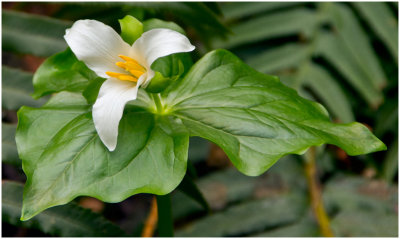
[105,71,138,82]
[106,55,146,82]
[118,55,146,72]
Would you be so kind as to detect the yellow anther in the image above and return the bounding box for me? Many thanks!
[119,75,137,82]
[106,71,138,82]
[118,55,146,72]
[128,70,145,79]
[124,61,146,72]
[106,55,146,83]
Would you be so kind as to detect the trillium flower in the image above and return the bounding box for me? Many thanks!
[64,20,195,151]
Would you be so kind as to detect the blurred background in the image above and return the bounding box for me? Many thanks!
[2,2,398,237]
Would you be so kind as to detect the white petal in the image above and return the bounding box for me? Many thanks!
[92,77,144,151]
[131,28,195,70]
[64,20,131,78]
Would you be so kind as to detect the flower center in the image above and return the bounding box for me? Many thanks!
[106,55,146,82]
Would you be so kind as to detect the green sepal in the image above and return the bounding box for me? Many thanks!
[146,61,184,93]
[119,15,143,45]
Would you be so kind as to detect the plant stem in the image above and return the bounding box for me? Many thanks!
[151,93,163,113]
[156,194,174,237]
[304,147,334,237]
[142,196,158,237]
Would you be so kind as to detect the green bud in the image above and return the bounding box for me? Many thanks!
[119,15,143,45]
[146,72,172,93]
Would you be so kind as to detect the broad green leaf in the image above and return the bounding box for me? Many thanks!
[16,92,189,220]
[2,66,47,110]
[32,48,99,99]
[325,3,387,91]
[245,43,310,74]
[2,10,71,57]
[164,50,385,176]
[2,123,20,166]
[316,33,384,108]
[353,2,398,61]
[220,2,305,20]
[3,181,125,236]
[212,8,326,49]
[300,63,355,123]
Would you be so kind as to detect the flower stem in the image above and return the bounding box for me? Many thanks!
[142,196,158,237]
[156,194,174,237]
[151,93,163,113]
[304,147,334,237]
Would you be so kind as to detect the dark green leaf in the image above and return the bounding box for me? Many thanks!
[2,181,125,236]
[245,43,310,73]
[221,2,305,20]
[164,50,385,176]
[177,175,209,211]
[326,3,387,91]
[212,8,326,49]
[353,2,398,61]
[2,123,20,166]
[2,10,71,57]
[175,193,307,237]
[382,139,398,182]
[2,66,47,110]
[300,64,355,123]
[16,92,189,220]
[323,176,398,237]
[316,33,384,108]
[32,48,98,99]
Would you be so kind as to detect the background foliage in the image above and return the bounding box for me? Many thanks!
[2,2,398,237]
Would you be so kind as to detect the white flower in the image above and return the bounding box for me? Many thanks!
[64,20,195,151]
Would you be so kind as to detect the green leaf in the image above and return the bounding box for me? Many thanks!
[32,48,98,99]
[2,123,20,166]
[163,49,385,176]
[316,33,384,108]
[382,139,398,182]
[2,66,47,110]
[353,2,398,61]
[2,181,125,236]
[2,10,71,57]
[212,8,326,49]
[245,43,310,74]
[323,176,398,236]
[119,15,143,45]
[326,3,388,91]
[221,2,305,20]
[177,174,209,211]
[300,63,355,123]
[16,92,189,220]
[175,192,307,237]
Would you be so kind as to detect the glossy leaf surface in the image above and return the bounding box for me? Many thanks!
[163,49,386,176]
[17,92,189,220]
